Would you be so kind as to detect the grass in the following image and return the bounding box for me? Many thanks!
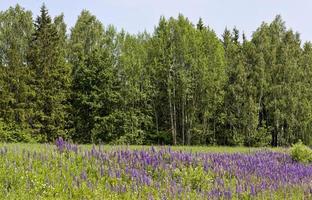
[0,142,286,153]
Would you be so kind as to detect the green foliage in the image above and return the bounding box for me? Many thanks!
[244,126,271,147]
[68,10,107,143]
[0,4,312,146]
[148,15,226,145]
[0,5,34,135]
[290,140,312,163]
[0,119,35,142]
[26,5,71,142]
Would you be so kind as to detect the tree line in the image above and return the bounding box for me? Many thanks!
[1,5,312,146]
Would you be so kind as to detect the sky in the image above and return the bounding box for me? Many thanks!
[1,0,312,42]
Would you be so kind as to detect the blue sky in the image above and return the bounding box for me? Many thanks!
[1,0,312,42]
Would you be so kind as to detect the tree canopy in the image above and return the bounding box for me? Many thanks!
[1,5,312,146]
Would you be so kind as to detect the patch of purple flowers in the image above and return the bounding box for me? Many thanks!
[55,137,78,153]
[52,138,312,198]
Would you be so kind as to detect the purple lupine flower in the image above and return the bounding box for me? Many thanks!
[250,184,256,196]
[80,170,87,181]
[87,180,92,189]
[116,170,121,178]
[100,166,104,177]
[224,188,232,200]
[55,137,65,152]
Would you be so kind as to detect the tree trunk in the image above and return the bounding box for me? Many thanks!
[173,79,177,145]
[182,95,185,145]
[168,66,176,145]
[153,102,159,144]
[169,88,175,145]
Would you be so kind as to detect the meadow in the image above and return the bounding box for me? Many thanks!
[0,139,311,199]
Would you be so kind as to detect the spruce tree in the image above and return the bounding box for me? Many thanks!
[27,5,70,141]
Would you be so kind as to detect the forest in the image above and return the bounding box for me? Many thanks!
[1,4,312,147]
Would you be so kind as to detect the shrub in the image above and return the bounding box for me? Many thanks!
[0,119,35,143]
[290,140,312,164]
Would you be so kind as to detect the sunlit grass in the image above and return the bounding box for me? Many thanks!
[0,142,286,153]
